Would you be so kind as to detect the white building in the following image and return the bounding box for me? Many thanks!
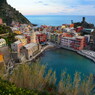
[0,39,6,48]
[61,37,75,48]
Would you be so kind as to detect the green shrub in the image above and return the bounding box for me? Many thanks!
[0,78,39,95]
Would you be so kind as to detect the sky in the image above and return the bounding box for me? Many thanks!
[7,0,95,15]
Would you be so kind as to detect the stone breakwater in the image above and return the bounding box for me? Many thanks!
[77,50,95,62]
[60,46,95,63]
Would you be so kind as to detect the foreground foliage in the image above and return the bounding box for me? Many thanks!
[0,78,39,95]
[0,62,95,95]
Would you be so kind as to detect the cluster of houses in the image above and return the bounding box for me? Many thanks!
[11,31,44,61]
[0,17,95,63]
[9,23,47,62]
[37,24,94,51]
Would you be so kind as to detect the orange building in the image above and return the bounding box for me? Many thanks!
[0,53,4,63]
[70,24,74,28]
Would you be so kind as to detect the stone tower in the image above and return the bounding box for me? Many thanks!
[31,30,37,43]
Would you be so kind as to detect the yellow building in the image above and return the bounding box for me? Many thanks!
[61,25,66,29]
[0,39,6,48]
[15,35,27,46]
[14,30,22,34]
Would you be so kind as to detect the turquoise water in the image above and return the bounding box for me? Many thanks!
[25,15,95,26]
[39,48,95,82]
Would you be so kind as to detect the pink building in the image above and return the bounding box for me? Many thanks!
[11,41,23,55]
[74,36,86,50]
[61,36,86,50]
[0,18,3,25]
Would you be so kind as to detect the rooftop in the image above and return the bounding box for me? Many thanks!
[76,36,84,39]
[15,35,25,39]
[0,39,6,42]
[36,32,41,35]
[62,37,76,40]
[24,43,37,50]
[14,40,22,45]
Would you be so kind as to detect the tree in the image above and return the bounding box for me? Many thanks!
[0,0,7,5]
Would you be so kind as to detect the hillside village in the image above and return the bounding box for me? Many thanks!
[0,17,95,68]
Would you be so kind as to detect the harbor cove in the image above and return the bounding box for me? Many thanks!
[39,48,95,82]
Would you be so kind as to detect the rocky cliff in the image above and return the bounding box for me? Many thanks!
[0,0,36,26]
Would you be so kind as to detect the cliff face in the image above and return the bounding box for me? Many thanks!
[0,0,35,26]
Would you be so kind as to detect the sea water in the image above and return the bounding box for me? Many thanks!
[25,15,95,26]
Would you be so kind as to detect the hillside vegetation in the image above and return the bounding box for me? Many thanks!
[0,0,34,26]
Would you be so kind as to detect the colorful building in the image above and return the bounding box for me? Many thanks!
[61,36,86,50]
[70,24,74,28]
[30,30,37,43]
[11,40,23,53]
[50,33,54,42]
[74,36,86,50]
[0,39,6,48]
[84,35,91,44]
[15,35,27,46]
[82,28,94,34]
[26,35,31,44]
[57,34,62,44]
[14,30,22,34]
[0,53,4,63]
[49,33,62,44]
[0,18,3,25]
[11,41,24,61]
[62,33,73,37]
[76,26,83,32]
[36,34,47,44]
[23,33,31,44]
[23,43,41,60]
[61,24,66,29]
[61,37,75,48]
